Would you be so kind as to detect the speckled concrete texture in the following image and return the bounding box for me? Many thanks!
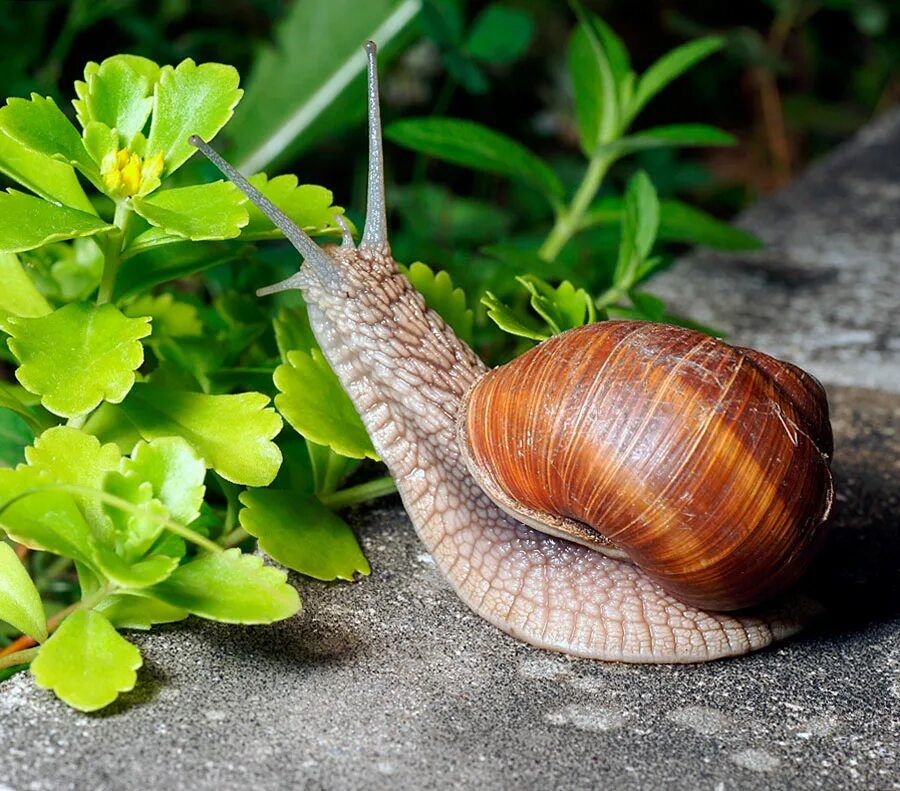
[653,107,900,394]
[0,386,897,790]
[2,109,899,791]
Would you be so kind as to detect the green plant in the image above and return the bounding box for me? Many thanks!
[0,54,389,711]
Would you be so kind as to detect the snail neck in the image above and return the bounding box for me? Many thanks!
[301,248,491,539]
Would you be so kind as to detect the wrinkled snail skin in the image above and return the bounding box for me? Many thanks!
[458,322,834,612]
[191,43,827,663]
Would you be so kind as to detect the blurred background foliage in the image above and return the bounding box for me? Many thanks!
[1,0,898,348]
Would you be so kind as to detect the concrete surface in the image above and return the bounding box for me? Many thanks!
[2,106,899,791]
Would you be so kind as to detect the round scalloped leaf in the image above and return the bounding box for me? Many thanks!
[242,173,345,239]
[145,59,243,177]
[147,548,300,624]
[7,302,151,419]
[0,190,114,255]
[122,437,206,525]
[119,383,282,487]
[0,253,51,330]
[0,541,47,643]
[95,593,187,630]
[131,182,248,241]
[73,55,159,145]
[30,608,142,712]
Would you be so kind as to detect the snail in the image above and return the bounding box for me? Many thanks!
[189,42,834,663]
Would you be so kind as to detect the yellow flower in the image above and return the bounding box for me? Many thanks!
[101,148,165,198]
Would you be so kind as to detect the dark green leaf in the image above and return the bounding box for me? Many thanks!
[239,489,370,581]
[466,6,534,64]
[385,117,563,200]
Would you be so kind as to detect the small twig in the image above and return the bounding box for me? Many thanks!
[14,543,28,562]
[0,647,39,671]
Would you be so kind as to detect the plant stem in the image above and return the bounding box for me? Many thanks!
[221,526,249,548]
[319,476,397,510]
[539,152,614,263]
[320,452,346,497]
[96,202,130,305]
[0,647,39,671]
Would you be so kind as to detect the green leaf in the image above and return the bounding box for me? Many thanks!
[274,305,317,362]
[119,383,283,487]
[115,240,237,298]
[101,470,170,562]
[7,302,151,419]
[466,5,534,64]
[567,5,624,149]
[0,410,33,467]
[481,291,548,342]
[385,117,563,200]
[516,275,595,334]
[274,349,376,460]
[630,37,723,122]
[145,59,243,177]
[95,593,188,630]
[0,131,95,213]
[123,293,203,339]
[31,609,142,712]
[629,290,666,322]
[146,548,300,624]
[123,438,205,526]
[239,489,370,581]
[228,0,421,172]
[0,253,51,329]
[597,124,735,159]
[82,403,144,456]
[0,95,100,186]
[73,55,159,145]
[402,262,473,344]
[0,190,114,254]
[657,199,762,251]
[130,182,248,242]
[0,541,46,642]
[242,174,347,240]
[0,466,96,566]
[614,170,659,287]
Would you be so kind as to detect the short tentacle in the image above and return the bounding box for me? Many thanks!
[335,213,356,249]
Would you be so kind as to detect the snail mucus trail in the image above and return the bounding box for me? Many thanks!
[189,41,834,663]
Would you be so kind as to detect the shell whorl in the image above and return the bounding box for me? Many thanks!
[457,322,834,612]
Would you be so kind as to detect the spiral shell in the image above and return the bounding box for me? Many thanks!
[457,321,834,611]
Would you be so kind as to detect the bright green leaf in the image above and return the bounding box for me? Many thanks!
[0,130,95,213]
[31,609,142,712]
[131,182,248,242]
[242,173,347,240]
[274,349,377,460]
[466,6,534,64]
[119,383,282,486]
[145,59,243,177]
[403,262,473,344]
[73,55,159,144]
[0,541,46,642]
[481,291,548,342]
[630,37,723,123]
[101,470,168,560]
[95,593,188,630]
[0,253,51,329]
[240,489,370,581]
[516,275,595,334]
[146,547,300,624]
[614,170,658,287]
[0,95,100,186]
[7,302,151,419]
[0,190,114,254]
[385,117,563,200]
[82,403,144,456]
[123,437,206,526]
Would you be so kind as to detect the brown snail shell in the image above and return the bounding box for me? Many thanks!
[456,321,834,612]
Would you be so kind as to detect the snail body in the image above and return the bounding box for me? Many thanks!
[190,43,832,663]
